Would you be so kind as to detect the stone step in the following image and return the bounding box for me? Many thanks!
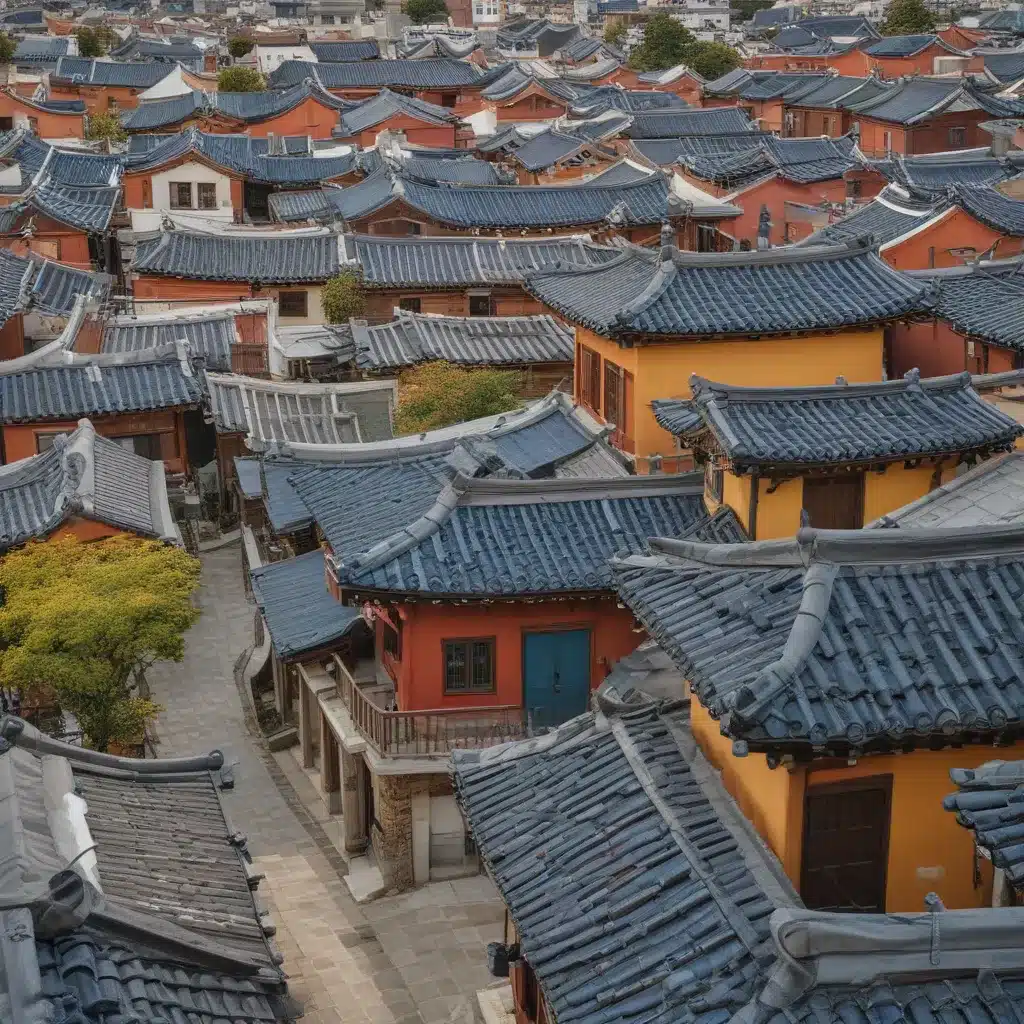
[344,854,387,903]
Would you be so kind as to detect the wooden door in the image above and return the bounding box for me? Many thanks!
[801,776,892,912]
[522,629,591,729]
[802,474,865,530]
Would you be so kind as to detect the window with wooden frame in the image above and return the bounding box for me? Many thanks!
[948,126,967,147]
[443,638,496,694]
[169,182,193,209]
[197,182,217,210]
[469,293,494,317]
[399,297,421,313]
[603,359,635,452]
[706,461,724,503]
[278,290,308,317]
[577,344,601,413]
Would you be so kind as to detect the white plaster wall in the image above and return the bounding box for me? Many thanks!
[138,65,193,100]
[255,44,316,72]
[151,161,234,218]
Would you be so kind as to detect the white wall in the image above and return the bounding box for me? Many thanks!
[138,65,193,100]
[255,44,316,72]
[128,161,235,231]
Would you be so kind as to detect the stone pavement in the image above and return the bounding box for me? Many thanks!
[146,545,504,1024]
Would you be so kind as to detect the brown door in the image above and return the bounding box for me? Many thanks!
[802,474,865,529]
[801,776,892,912]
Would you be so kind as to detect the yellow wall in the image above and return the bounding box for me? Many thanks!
[690,686,1022,912]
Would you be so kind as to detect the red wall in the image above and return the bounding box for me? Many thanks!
[346,114,457,149]
[0,92,84,138]
[725,175,847,246]
[889,319,1020,378]
[855,111,994,157]
[0,221,92,269]
[376,598,641,712]
[881,207,1019,271]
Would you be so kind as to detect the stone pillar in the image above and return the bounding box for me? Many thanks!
[298,678,314,770]
[319,712,342,814]
[341,748,367,854]
[411,788,430,886]
[374,774,415,891]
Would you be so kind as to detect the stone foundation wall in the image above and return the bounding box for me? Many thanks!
[373,771,451,891]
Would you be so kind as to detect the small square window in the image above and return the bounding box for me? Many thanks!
[169,182,193,209]
[399,297,421,313]
[949,127,967,147]
[35,431,63,453]
[469,294,493,316]
[444,638,495,693]
[197,182,217,210]
[278,290,308,317]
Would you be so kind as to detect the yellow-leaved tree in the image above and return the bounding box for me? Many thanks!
[396,361,522,434]
[0,536,201,752]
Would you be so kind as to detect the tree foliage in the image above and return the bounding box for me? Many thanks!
[228,35,254,58]
[403,0,449,23]
[396,361,521,435]
[604,20,628,46]
[0,536,201,752]
[880,0,935,34]
[217,65,266,92]
[75,25,118,58]
[85,110,127,144]
[0,32,16,64]
[729,0,775,21]
[322,272,366,323]
[626,11,740,75]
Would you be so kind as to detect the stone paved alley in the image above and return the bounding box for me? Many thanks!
[146,545,505,1024]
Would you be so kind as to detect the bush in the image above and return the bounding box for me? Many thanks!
[627,10,740,74]
[396,361,521,434]
[217,66,266,92]
[604,21,627,47]
[403,0,449,23]
[0,32,16,65]
[322,272,366,323]
[76,25,117,58]
[228,35,254,58]
[85,110,127,144]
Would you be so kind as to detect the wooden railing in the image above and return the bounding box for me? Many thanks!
[333,656,528,757]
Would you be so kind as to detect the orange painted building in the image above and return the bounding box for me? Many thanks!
[0,211,93,269]
[486,80,573,123]
[0,90,85,139]
[878,204,1022,271]
[858,37,984,79]
[719,174,848,247]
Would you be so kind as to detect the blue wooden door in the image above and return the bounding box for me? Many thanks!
[522,629,591,729]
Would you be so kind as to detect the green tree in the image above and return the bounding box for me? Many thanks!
[322,272,366,323]
[604,21,628,47]
[403,0,449,23]
[628,12,696,72]
[880,0,935,34]
[75,25,118,58]
[85,110,127,144]
[0,536,201,752]
[729,0,776,21]
[228,35,254,58]
[686,40,742,80]
[217,65,266,92]
[0,32,16,65]
[396,361,521,434]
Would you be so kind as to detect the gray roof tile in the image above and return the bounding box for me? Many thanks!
[953,184,1024,234]
[923,258,1024,351]
[800,185,945,247]
[269,58,481,89]
[309,39,380,60]
[52,56,176,88]
[527,240,931,338]
[675,371,1022,468]
[613,525,1024,752]
[338,87,461,135]
[251,548,365,659]
[102,309,239,371]
[353,311,573,370]
[623,106,754,137]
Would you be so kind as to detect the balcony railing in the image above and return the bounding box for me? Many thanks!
[333,655,529,757]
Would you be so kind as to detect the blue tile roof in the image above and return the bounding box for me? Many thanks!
[102,310,238,371]
[333,474,718,597]
[52,56,176,88]
[251,549,364,659]
[983,51,1024,83]
[0,345,203,423]
[504,129,588,171]
[877,150,1017,194]
[338,88,461,135]
[850,79,1024,125]
[796,14,879,38]
[29,177,120,232]
[864,33,948,56]
[679,371,1022,468]
[269,58,481,90]
[946,760,1024,888]
[0,131,123,187]
[0,249,110,325]
[953,184,1024,235]
[353,233,620,288]
[121,90,203,131]
[400,152,503,184]
[309,39,380,61]
[353,311,573,370]
[924,258,1024,351]
[800,185,945,247]
[651,397,701,435]
[13,36,70,62]
[131,229,343,284]
[623,106,755,137]
[526,240,931,339]
[614,525,1024,752]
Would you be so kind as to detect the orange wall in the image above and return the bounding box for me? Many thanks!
[54,517,128,543]
[48,82,149,115]
[855,111,994,157]
[691,689,1024,911]
[573,325,884,466]
[727,176,848,247]
[493,94,569,122]
[890,318,1020,378]
[882,207,1014,271]
[0,92,84,138]
[362,287,543,320]
[379,598,641,712]
[346,114,457,149]
[0,314,23,360]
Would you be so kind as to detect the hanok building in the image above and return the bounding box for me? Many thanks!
[633,63,707,104]
[804,184,1024,271]
[351,310,574,396]
[119,79,354,140]
[495,120,626,185]
[267,58,483,106]
[0,89,86,140]
[846,78,1024,158]
[352,232,619,320]
[268,167,735,247]
[649,371,1023,538]
[890,256,1024,376]
[778,74,892,138]
[120,130,361,230]
[613,523,1024,913]
[48,56,178,115]
[525,237,930,468]
[856,33,983,78]
[0,715,298,1023]
[0,417,181,549]
[477,67,581,123]
[128,228,349,324]
[0,341,205,472]
[333,89,466,148]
